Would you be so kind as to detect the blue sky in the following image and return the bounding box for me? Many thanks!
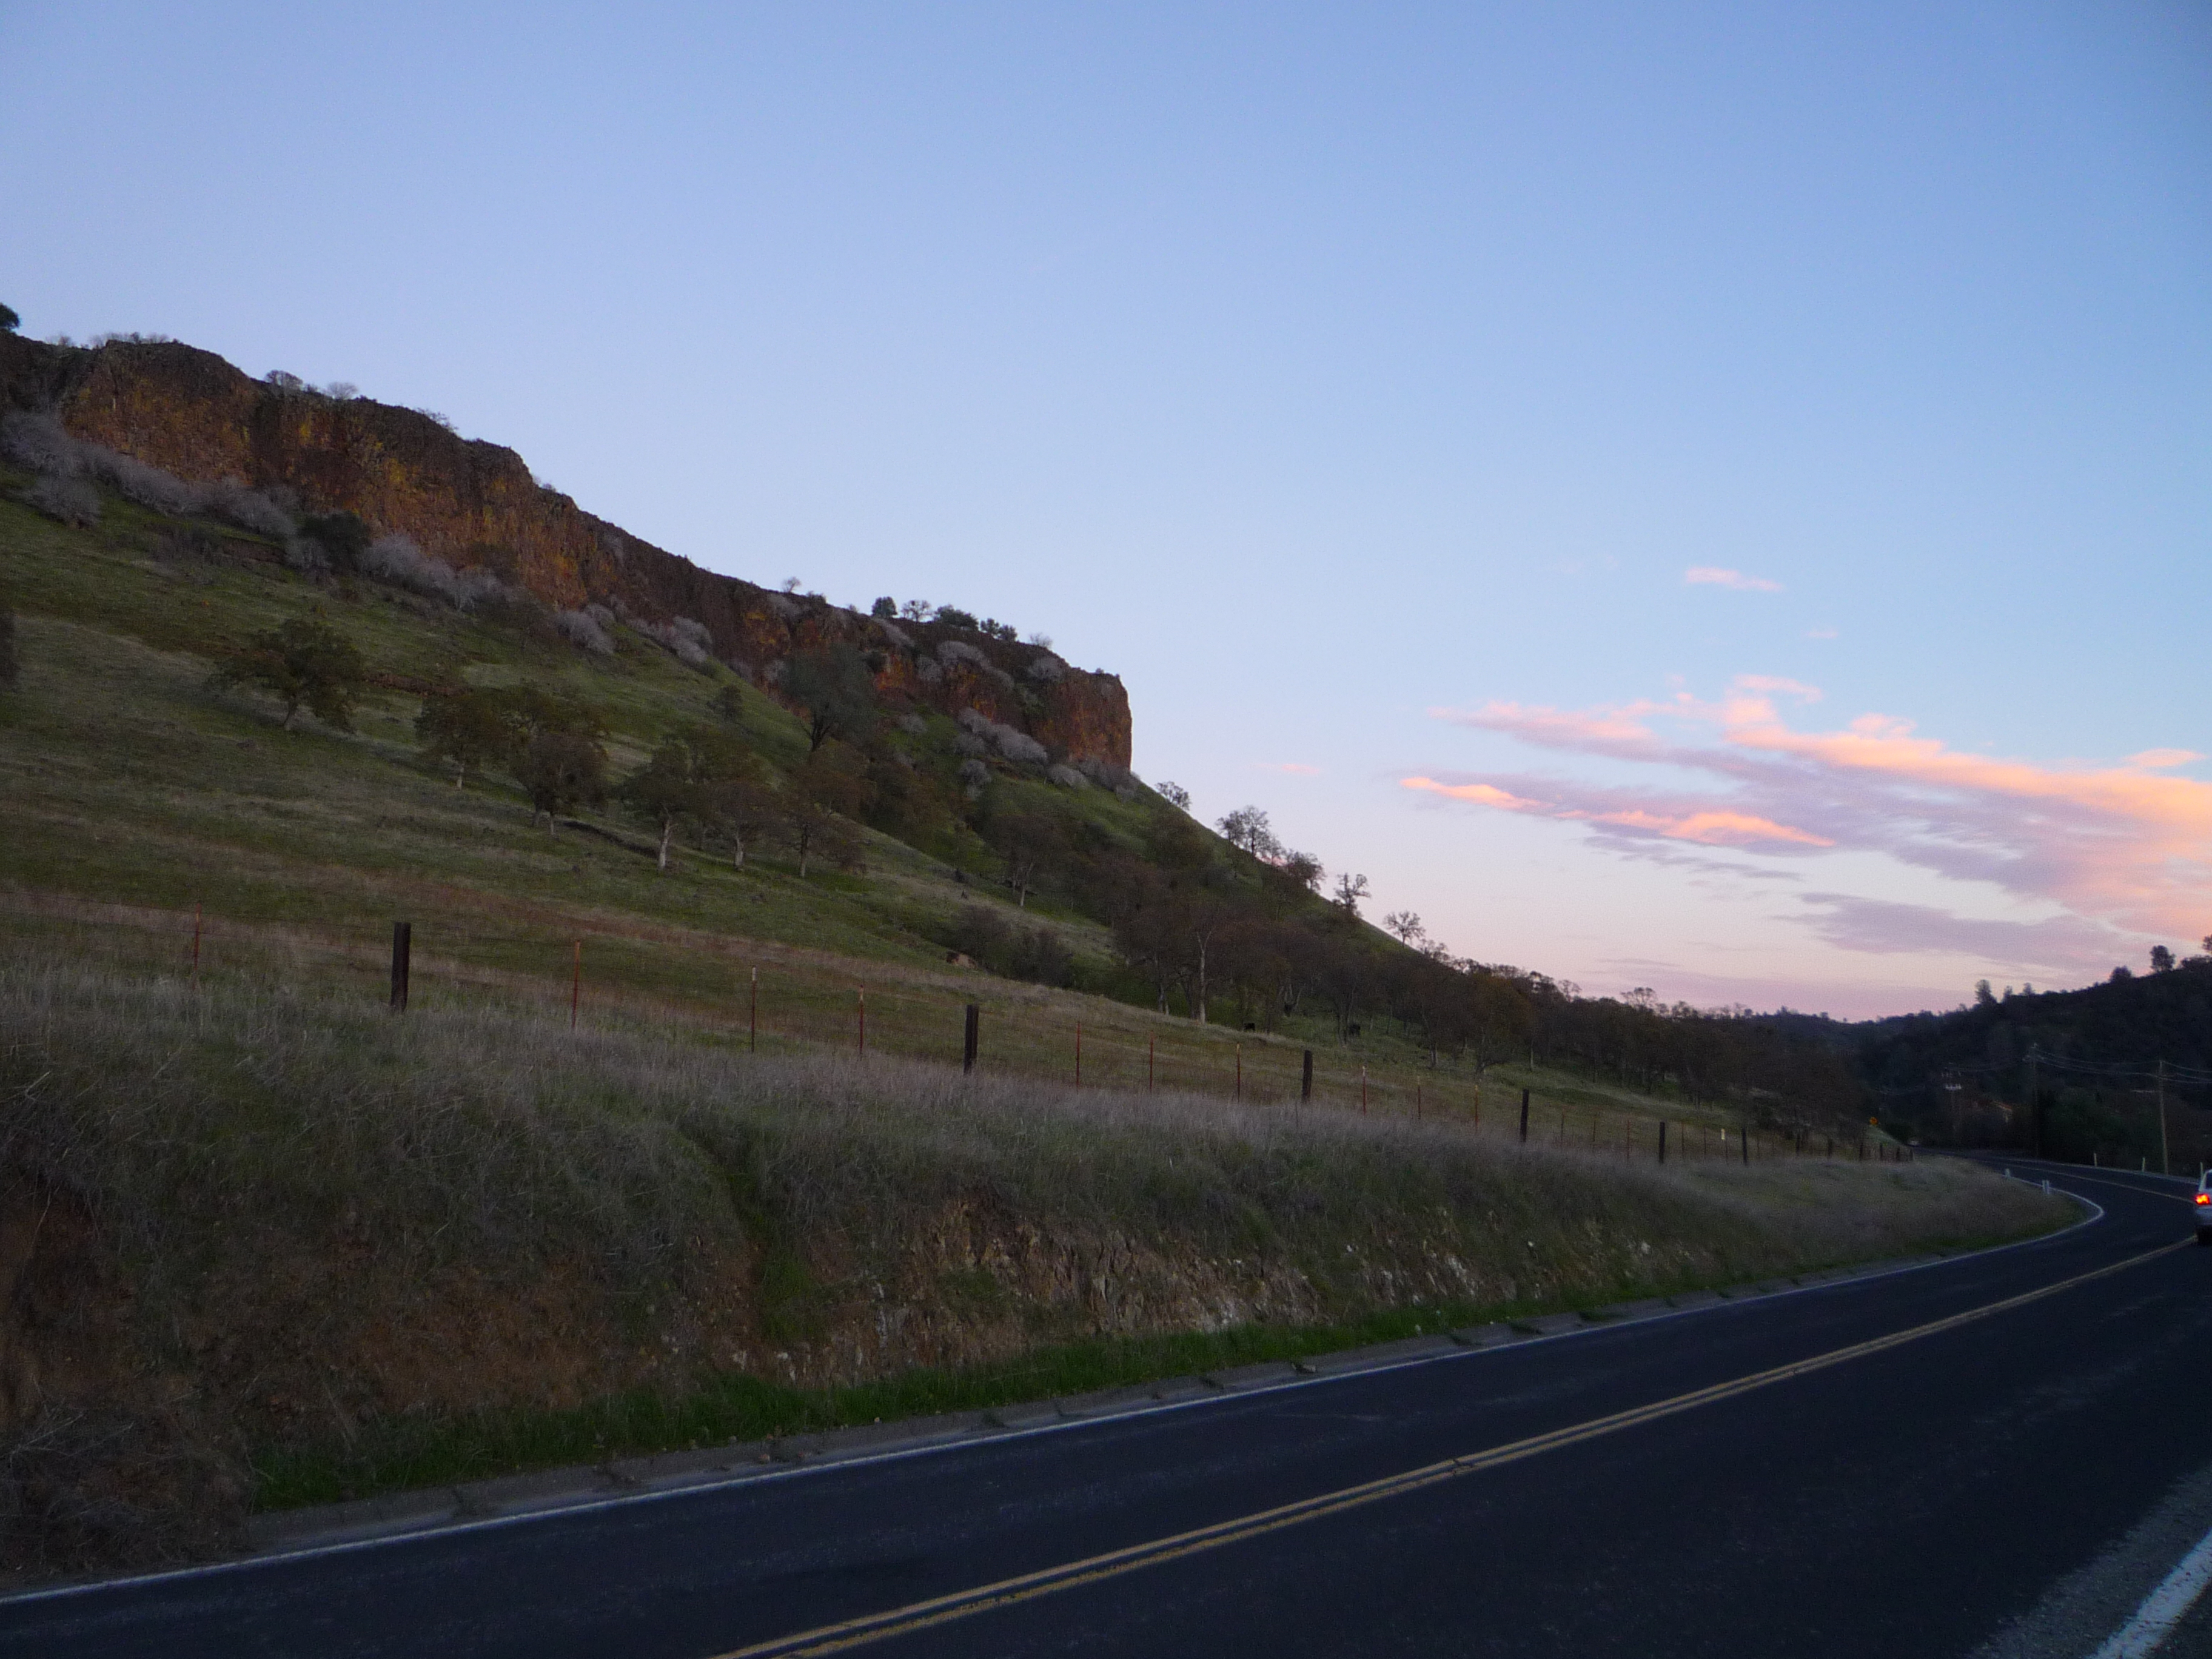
[6,1,2208,1016]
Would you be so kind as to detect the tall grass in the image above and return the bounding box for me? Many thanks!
[0,958,2065,1569]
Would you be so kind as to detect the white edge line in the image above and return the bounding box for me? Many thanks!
[2091,1519,2212,1658]
[0,1180,2114,1609]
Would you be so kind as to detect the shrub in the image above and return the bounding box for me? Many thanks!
[956,758,990,791]
[1047,764,1088,791]
[1025,652,1067,683]
[81,447,204,517]
[870,597,897,618]
[932,604,979,629]
[295,512,372,573]
[554,611,615,655]
[0,303,17,333]
[22,476,99,528]
[0,412,81,476]
[360,534,461,604]
[204,480,294,540]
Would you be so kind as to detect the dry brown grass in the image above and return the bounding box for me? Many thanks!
[0,957,2066,1575]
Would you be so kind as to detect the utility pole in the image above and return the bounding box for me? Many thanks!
[2025,1048,2040,1157]
[2159,1059,2170,1177]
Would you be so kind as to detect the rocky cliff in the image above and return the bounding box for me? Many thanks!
[0,333,1131,766]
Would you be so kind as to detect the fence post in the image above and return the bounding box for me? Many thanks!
[1520,1088,1530,1143]
[749,967,759,1053]
[1301,1049,1313,1102]
[1360,1066,1368,1113]
[1235,1044,1242,1101]
[1658,1121,1667,1164]
[570,940,581,1031]
[1148,1036,1155,1091]
[964,1004,979,1074]
[1075,1021,1082,1086]
[191,902,203,985]
[1741,1122,1749,1165]
[857,990,865,1057]
[389,920,411,1013]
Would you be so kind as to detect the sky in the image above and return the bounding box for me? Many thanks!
[4,1,2208,1018]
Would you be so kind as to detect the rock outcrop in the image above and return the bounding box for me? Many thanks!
[0,334,1131,765]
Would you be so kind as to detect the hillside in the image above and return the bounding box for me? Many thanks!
[1851,961,2212,1166]
[0,325,2056,1575]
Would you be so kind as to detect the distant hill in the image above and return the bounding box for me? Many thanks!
[1848,961,2212,1164]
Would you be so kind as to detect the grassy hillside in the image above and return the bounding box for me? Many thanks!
[0,450,2063,1577]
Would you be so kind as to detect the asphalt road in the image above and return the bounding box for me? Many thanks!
[10,1160,2212,1658]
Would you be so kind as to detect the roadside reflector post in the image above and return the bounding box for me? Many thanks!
[1520,1088,1530,1143]
[389,920,411,1013]
[1301,1049,1313,1102]
[963,1003,979,1074]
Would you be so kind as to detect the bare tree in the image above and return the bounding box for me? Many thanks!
[1333,872,1371,917]
[1382,911,1426,947]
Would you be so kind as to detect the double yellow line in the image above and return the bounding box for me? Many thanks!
[721,1237,2184,1658]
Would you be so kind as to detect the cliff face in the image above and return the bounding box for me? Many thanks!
[0,334,1131,766]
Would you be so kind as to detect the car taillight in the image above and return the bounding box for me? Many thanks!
[2196,1194,2208,1206]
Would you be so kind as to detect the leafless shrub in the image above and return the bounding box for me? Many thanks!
[953,731,988,759]
[1047,764,1088,790]
[0,412,82,476]
[1025,652,1067,684]
[914,656,944,684]
[554,609,615,654]
[203,481,294,540]
[360,534,464,605]
[877,620,915,650]
[79,447,205,517]
[22,476,100,528]
[958,708,1048,767]
[956,757,991,791]
[896,712,928,736]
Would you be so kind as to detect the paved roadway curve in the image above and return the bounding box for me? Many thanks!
[9,1160,2212,1659]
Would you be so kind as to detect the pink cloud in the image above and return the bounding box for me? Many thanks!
[1401,777,1834,851]
[1684,566,1783,593]
[1413,676,2212,958]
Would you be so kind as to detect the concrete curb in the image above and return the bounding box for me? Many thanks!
[235,1235,2050,1563]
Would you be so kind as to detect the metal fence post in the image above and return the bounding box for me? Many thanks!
[964,1004,979,1074]
[1520,1088,1530,1143]
[1301,1049,1313,1101]
[389,920,411,1013]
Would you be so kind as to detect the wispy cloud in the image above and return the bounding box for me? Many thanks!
[1254,762,1321,776]
[1414,675,2212,961]
[1684,566,1783,593]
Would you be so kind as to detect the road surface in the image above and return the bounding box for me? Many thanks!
[8,1159,2212,1658]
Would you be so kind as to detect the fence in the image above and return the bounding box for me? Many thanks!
[2,893,1883,1161]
